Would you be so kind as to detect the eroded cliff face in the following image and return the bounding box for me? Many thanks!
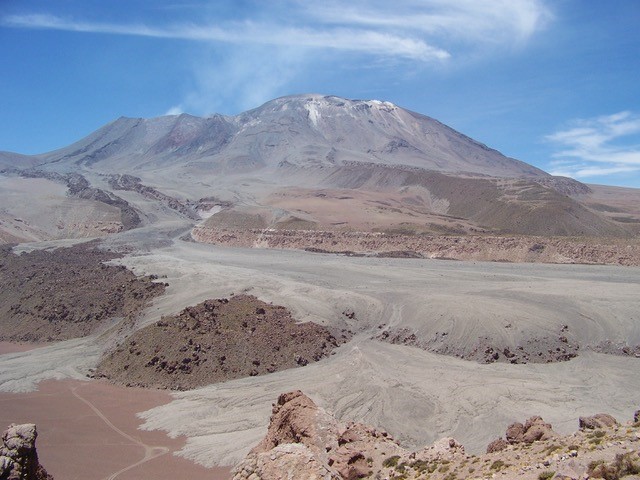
[0,423,53,480]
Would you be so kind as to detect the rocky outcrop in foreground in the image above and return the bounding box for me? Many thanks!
[0,424,53,480]
[233,392,640,480]
[97,296,351,390]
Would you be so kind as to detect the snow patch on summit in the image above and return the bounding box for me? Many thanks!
[305,102,321,127]
[368,99,397,109]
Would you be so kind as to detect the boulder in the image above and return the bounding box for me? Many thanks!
[522,416,556,442]
[505,421,525,443]
[486,437,509,453]
[578,413,618,430]
[500,416,556,447]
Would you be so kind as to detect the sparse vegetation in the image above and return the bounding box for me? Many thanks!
[545,444,562,454]
[383,455,401,468]
[587,452,640,479]
[395,462,408,472]
[409,459,430,473]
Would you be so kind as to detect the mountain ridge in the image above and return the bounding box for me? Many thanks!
[9,94,547,179]
[1,94,639,241]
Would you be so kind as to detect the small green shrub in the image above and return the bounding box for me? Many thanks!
[538,471,555,480]
[409,459,430,473]
[382,455,401,468]
[395,462,408,472]
[545,444,562,454]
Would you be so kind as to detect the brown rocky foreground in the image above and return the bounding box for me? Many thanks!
[192,227,640,266]
[0,242,165,342]
[97,295,352,390]
[0,423,52,480]
[233,391,640,480]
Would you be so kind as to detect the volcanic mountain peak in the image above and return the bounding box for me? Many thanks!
[241,94,400,120]
[17,94,545,179]
[3,94,638,240]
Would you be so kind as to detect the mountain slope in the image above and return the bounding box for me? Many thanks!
[1,94,637,239]
[31,94,546,178]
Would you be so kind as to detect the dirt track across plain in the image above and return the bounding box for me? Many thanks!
[0,379,230,480]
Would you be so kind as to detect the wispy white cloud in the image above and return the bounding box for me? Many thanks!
[302,0,552,48]
[546,112,640,179]
[2,1,552,116]
[181,45,307,115]
[2,13,448,62]
[3,0,551,62]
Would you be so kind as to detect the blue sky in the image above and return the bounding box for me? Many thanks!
[1,0,639,187]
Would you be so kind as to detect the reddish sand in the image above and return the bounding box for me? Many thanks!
[0,341,48,354]
[0,379,231,480]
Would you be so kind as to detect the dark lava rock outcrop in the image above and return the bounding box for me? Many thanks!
[0,423,53,480]
[376,327,580,365]
[0,242,165,342]
[97,295,351,390]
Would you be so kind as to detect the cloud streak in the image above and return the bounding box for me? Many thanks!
[3,13,448,62]
[2,1,552,118]
[303,0,552,47]
[3,0,551,62]
[546,112,640,179]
